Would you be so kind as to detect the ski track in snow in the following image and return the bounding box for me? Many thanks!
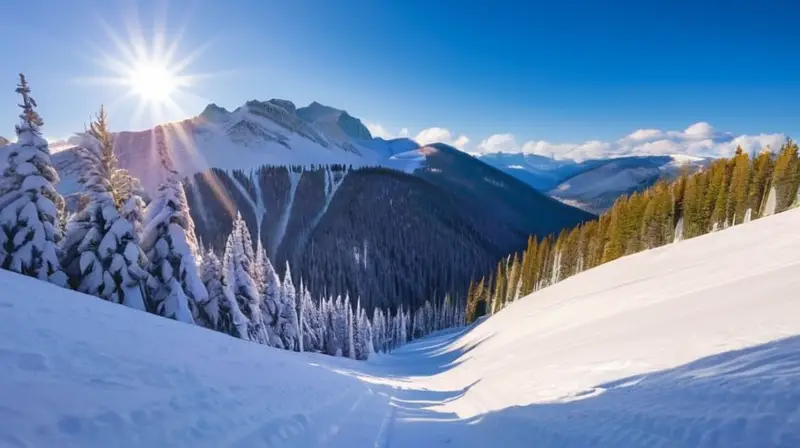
[2,209,800,447]
[271,169,302,256]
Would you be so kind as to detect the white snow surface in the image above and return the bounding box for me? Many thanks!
[2,209,800,447]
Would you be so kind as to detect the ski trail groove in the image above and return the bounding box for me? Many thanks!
[290,166,348,266]
[229,173,259,221]
[271,169,302,256]
[374,397,397,448]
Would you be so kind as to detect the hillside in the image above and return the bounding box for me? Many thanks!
[27,99,591,312]
[1,205,798,447]
[185,163,591,312]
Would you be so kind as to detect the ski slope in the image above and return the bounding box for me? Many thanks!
[1,210,800,447]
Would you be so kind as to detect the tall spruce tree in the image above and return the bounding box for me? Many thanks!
[141,127,207,322]
[60,107,148,310]
[279,262,300,350]
[223,213,269,343]
[0,74,67,286]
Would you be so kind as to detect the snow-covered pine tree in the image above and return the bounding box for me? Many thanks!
[141,126,207,323]
[333,295,346,356]
[60,108,147,310]
[219,242,251,340]
[372,307,384,353]
[312,290,325,352]
[363,309,374,357]
[222,213,268,343]
[299,285,319,352]
[197,250,223,329]
[297,279,305,353]
[256,241,282,348]
[279,262,300,351]
[354,302,369,360]
[400,305,409,348]
[324,296,341,356]
[346,295,355,359]
[0,74,66,286]
[353,298,365,360]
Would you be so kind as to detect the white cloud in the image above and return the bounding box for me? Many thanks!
[365,122,469,149]
[365,122,394,140]
[478,122,785,161]
[684,122,715,138]
[367,120,784,161]
[477,133,519,153]
[414,127,470,149]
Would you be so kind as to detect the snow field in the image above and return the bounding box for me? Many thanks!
[1,208,799,447]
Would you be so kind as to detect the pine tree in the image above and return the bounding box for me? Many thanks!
[345,295,355,359]
[279,262,300,351]
[333,295,347,356]
[748,150,774,218]
[297,279,305,353]
[255,241,282,347]
[0,74,67,286]
[222,214,268,343]
[141,126,207,323]
[728,147,751,225]
[199,249,248,338]
[505,253,521,304]
[324,297,341,356]
[60,107,147,310]
[772,139,800,212]
[491,261,505,314]
[353,298,367,360]
[602,200,625,263]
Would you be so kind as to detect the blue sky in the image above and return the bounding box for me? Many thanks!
[1,0,798,153]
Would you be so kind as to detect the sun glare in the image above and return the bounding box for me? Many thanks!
[75,11,218,128]
[128,61,177,104]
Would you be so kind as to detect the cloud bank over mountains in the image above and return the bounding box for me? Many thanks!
[369,121,787,161]
[366,122,469,150]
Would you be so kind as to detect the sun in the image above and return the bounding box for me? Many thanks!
[127,61,178,104]
[75,12,216,128]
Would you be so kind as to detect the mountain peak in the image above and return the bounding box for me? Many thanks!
[0,136,9,146]
[199,103,230,121]
[296,102,372,140]
[267,98,297,115]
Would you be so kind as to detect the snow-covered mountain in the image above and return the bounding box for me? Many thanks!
[0,136,9,147]
[1,201,798,447]
[49,99,419,194]
[474,152,605,190]
[479,152,709,213]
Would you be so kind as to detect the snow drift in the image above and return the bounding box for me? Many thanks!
[1,208,799,447]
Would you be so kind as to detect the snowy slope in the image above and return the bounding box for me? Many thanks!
[1,209,799,447]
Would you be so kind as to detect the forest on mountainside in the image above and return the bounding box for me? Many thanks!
[466,142,800,321]
[184,162,590,313]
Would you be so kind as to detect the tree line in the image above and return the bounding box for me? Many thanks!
[0,74,467,360]
[465,142,800,322]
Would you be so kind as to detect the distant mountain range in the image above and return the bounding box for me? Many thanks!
[477,152,709,214]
